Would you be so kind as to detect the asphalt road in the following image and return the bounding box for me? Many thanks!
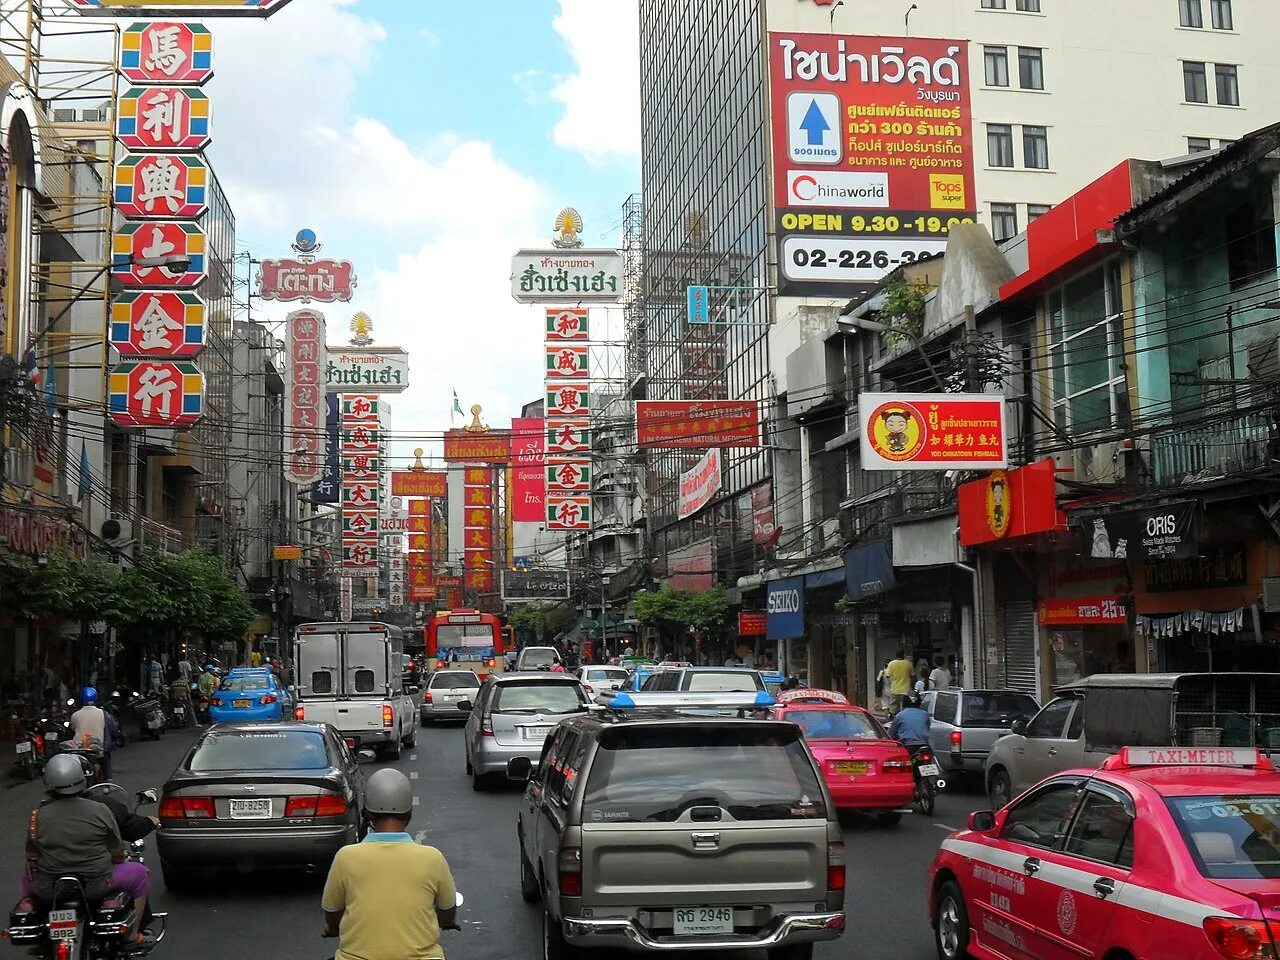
[0,724,983,960]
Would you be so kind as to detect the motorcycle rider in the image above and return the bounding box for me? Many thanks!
[20,754,151,945]
[322,768,457,960]
[195,664,219,724]
[69,687,111,779]
[888,692,931,751]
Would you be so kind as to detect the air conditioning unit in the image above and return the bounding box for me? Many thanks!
[81,108,107,122]
[52,108,76,123]
[1264,577,1280,614]
[1074,442,1126,483]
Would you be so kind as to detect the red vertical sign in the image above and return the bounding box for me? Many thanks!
[511,417,545,523]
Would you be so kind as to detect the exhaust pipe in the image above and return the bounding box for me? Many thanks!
[301,863,319,875]
[935,778,947,791]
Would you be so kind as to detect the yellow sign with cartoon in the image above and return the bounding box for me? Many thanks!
[984,470,1011,538]
[858,392,1008,471]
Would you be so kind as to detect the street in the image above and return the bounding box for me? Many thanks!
[0,726,982,960]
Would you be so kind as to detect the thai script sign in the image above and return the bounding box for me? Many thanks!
[257,258,357,303]
[390,471,447,498]
[1038,596,1126,627]
[0,507,87,559]
[443,430,512,464]
[324,347,409,394]
[635,399,761,449]
[858,392,1006,471]
[511,249,624,303]
[769,34,975,296]
[678,448,722,520]
[511,417,545,523]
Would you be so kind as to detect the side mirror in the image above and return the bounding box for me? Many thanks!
[136,789,158,805]
[1011,719,1028,736]
[967,810,997,832]
[456,700,473,713]
[507,756,533,782]
[357,749,377,764]
[288,685,297,692]
[406,685,420,695]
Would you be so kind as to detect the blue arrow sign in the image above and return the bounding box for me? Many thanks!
[800,99,830,145]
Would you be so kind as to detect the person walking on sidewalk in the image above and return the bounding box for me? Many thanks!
[885,650,914,714]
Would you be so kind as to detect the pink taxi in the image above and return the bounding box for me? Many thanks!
[928,745,1280,960]
[770,688,914,825]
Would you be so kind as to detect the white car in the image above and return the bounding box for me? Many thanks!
[576,666,630,701]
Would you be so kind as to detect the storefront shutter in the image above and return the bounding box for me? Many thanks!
[996,600,1038,695]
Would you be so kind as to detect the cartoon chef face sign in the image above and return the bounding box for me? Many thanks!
[866,401,925,462]
[986,470,1012,538]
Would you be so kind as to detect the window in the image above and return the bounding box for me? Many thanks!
[310,671,333,695]
[1183,61,1208,102]
[491,681,585,713]
[984,45,1009,86]
[981,0,1007,7]
[933,691,960,722]
[990,203,1018,241]
[1226,201,1278,289]
[987,123,1014,166]
[1018,47,1044,89]
[1211,0,1233,29]
[1218,138,1236,147]
[788,709,885,740]
[1187,136,1213,153]
[1066,700,1085,740]
[1215,63,1239,105]
[1023,125,1049,168]
[1168,795,1280,879]
[1015,0,1040,9]
[686,671,762,692]
[1001,780,1082,849]
[1047,261,1129,436]
[352,669,375,693]
[1028,203,1052,221]
[1026,698,1074,738]
[190,730,332,771]
[1179,0,1203,27]
[1063,787,1135,867]
[961,692,1039,726]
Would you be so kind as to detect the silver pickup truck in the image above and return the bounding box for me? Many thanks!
[292,622,418,761]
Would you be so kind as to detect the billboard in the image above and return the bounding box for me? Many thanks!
[769,34,975,297]
[443,430,512,464]
[326,347,409,394]
[284,309,326,485]
[857,393,1006,471]
[511,417,546,523]
[635,400,760,449]
[69,0,292,14]
[677,448,722,520]
[511,249,624,303]
[390,471,447,498]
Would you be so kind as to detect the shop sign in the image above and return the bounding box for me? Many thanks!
[390,471,447,498]
[959,458,1065,547]
[766,577,806,640]
[111,221,206,287]
[546,495,591,531]
[752,485,777,545]
[678,448,722,520]
[546,458,591,492]
[545,384,589,417]
[68,0,293,15]
[502,568,570,601]
[107,360,204,428]
[116,86,211,152]
[273,545,302,561]
[257,258,357,304]
[545,308,589,341]
[325,347,409,394]
[0,507,87,559]
[410,585,438,603]
[511,417,545,523]
[859,393,1006,470]
[311,394,340,504]
[285,309,327,485]
[442,430,512,464]
[511,249,624,303]
[635,399,761,449]
[1037,596,1126,627]
[545,344,590,379]
[120,22,214,85]
[1081,500,1200,562]
[1145,545,1246,593]
[666,540,714,592]
[114,153,208,219]
[844,539,896,600]
[109,291,206,358]
[738,611,767,635]
[768,34,976,297]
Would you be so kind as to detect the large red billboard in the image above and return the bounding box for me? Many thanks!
[635,400,760,449]
[511,417,545,523]
[769,34,976,297]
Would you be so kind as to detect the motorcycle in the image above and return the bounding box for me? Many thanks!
[5,785,166,960]
[910,744,946,817]
[107,690,164,743]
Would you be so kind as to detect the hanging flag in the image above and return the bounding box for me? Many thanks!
[77,441,92,504]
[43,355,57,417]
[451,390,463,425]
[20,344,39,387]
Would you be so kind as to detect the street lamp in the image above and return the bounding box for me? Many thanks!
[837,314,948,391]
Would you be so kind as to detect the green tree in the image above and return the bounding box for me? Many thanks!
[876,277,932,347]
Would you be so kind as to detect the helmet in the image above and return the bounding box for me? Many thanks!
[204,664,215,672]
[44,753,88,796]
[363,768,413,818]
[81,687,98,705]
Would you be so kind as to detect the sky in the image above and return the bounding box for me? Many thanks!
[191,0,641,465]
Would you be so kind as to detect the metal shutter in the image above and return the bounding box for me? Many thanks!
[995,600,1038,695]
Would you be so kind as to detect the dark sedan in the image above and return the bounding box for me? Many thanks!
[156,722,365,889]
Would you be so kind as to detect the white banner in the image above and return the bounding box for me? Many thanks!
[678,448,721,520]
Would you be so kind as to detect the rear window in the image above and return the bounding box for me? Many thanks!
[962,692,1040,727]
[788,709,885,740]
[310,671,333,695]
[583,725,827,823]
[685,671,763,692]
[1169,795,1280,879]
[586,669,629,683]
[190,731,331,772]
[430,672,479,689]
[220,677,269,692]
[519,649,557,667]
[492,682,584,714]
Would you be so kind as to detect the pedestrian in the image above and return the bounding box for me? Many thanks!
[875,659,891,713]
[885,650,914,713]
[146,656,162,696]
[177,655,191,683]
[928,657,952,691]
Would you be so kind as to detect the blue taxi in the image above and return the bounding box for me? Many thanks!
[208,668,290,723]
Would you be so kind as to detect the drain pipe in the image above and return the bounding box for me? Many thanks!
[952,526,983,689]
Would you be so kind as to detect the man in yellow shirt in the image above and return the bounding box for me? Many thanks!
[322,769,458,960]
[885,649,915,713]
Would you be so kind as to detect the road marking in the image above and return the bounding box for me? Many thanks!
[410,754,417,761]
[410,771,419,780]
[414,830,429,844]
[935,823,958,831]
[412,796,420,806]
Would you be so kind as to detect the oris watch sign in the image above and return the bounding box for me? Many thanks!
[766,577,806,640]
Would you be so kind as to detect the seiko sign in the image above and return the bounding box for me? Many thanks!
[766,577,806,640]
[767,590,801,613]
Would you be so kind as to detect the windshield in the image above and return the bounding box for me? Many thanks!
[491,682,583,714]
[436,624,497,648]
[1168,795,1280,879]
[962,692,1040,726]
[519,649,557,666]
[190,731,331,771]
[585,669,629,683]
[220,677,270,693]
[430,672,479,689]
[686,671,763,692]
[582,725,826,823]
[788,709,885,740]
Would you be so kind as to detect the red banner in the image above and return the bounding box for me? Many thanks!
[409,585,437,602]
[511,417,546,523]
[1038,596,1126,627]
[738,611,767,635]
[636,400,760,449]
[958,458,1067,547]
[391,471,447,497]
[443,430,511,463]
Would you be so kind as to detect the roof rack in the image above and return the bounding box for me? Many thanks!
[603,690,777,714]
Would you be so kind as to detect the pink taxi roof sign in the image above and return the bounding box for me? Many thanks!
[1106,746,1262,769]
[777,688,850,705]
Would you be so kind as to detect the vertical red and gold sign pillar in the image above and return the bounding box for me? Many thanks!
[407,499,435,603]
[463,467,496,596]
[340,394,380,576]
[544,308,593,531]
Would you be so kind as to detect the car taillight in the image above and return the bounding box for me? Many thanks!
[950,730,962,751]
[382,704,394,728]
[316,794,348,817]
[424,692,433,703]
[917,751,933,763]
[883,752,912,771]
[259,695,277,705]
[211,699,224,707]
[486,658,496,668]
[1204,918,1280,960]
[294,704,305,720]
[284,794,348,818]
[436,661,446,670]
[558,846,582,897]
[827,841,846,892]
[284,796,316,818]
[482,716,493,737]
[160,795,214,819]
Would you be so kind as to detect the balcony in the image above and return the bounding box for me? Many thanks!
[139,517,184,555]
[1151,411,1280,486]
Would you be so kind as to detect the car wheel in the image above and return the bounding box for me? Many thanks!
[471,769,487,792]
[877,812,903,827]
[383,735,403,762]
[161,862,193,893]
[768,945,813,960]
[917,781,936,817]
[519,847,540,903]
[542,908,580,960]
[465,751,473,776]
[420,711,428,728]
[404,724,417,749]
[934,880,970,960]
[988,769,1012,810]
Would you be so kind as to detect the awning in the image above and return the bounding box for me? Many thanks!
[844,539,897,601]
[806,568,845,590]
[892,515,960,567]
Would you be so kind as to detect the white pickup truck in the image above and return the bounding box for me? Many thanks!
[292,621,418,760]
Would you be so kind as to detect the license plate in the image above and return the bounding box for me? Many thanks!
[673,907,734,936]
[173,707,184,716]
[233,700,250,708]
[15,740,31,754]
[833,760,867,775]
[521,726,553,741]
[919,763,941,778]
[229,798,272,820]
[44,733,59,742]
[48,909,77,940]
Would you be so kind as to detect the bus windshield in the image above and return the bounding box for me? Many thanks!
[436,623,498,647]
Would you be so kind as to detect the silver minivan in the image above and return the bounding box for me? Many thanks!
[460,673,587,790]
[420,669,480,725]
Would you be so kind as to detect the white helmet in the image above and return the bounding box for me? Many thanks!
[44,753,88,796]
[363,768,413,818]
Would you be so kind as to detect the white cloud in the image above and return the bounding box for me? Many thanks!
[550,0,641,163]
[512,68,542,106]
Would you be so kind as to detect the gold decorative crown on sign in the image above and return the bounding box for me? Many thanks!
[553,207,584,249]
[350,312,373,346]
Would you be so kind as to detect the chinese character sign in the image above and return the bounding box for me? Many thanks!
[120,22,213,85]
[285,310,327,484]
[858,393,1007,471]
[463,467,494,593]
[111,221,206,287]
[311,393,340,504]
[543,306,593,531]
[109,291,205,358]
[117,86,211,152]
[341,393,381,571]
[114,153,208,219]
[108,360,204,429]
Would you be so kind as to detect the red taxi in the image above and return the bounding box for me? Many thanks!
[928,745,1280,960]
[771,688,914,825]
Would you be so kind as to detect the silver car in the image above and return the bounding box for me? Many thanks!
[576,666,630,701]
[461,673,586,790]
[420,669,480,725]
[920,688,1039,778]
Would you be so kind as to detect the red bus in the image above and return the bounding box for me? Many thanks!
[424,609,510,679]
